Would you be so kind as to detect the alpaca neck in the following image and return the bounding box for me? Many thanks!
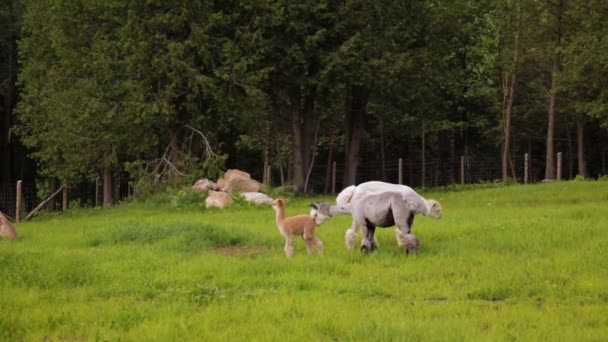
[274,206,285,224]
[329,203,353,216]
[423,200,431,216]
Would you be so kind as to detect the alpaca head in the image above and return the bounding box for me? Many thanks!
[309,202,332,225]
[272,198,286,211]
[426,199,442,219]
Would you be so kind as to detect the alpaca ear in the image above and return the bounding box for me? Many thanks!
[309,202,320,210]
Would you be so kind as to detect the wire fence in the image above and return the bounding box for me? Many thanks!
[1,151,605,219]
[0,182,38,219]
[302,152,569,194]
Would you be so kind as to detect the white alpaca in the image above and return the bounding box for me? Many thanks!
[335,181,440,249]
[313,181,441,251]
[336,181,421,206]
[311,191,433,253]
[272,198,323,258]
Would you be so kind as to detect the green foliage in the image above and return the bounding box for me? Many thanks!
[265,184,296,199]
[8,0,608,196]
[171,189,208,208]
[573,174,586,182]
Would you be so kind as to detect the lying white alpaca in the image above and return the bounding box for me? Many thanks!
[330,181,441,250]
[311,186,440,253]
[272,198,323,258]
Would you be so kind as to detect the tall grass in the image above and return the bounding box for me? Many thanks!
[1,181,607,340]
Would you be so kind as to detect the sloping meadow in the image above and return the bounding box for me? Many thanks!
[1,181,607,340]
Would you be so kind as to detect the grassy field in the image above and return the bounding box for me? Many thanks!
[1,181,608,341]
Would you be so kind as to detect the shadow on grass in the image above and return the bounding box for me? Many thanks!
[85,221,270,254]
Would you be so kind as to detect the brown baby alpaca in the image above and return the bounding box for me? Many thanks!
[272,198,323,258]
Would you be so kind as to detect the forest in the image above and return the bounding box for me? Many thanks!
[1,0,607,206]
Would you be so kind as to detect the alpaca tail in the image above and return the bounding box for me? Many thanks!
[336,185,356,205]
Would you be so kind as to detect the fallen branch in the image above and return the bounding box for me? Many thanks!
[25,186,65,221]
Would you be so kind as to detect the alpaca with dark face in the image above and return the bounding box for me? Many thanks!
[311,190,440,253]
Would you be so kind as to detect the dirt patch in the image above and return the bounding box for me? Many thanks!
[214,246,268,256]
[424,297,449,303]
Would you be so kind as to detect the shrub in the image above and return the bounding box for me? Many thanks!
[573,174,586,182]
[171,189,207,207]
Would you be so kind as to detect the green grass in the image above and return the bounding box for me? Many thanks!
[1,181,608,341]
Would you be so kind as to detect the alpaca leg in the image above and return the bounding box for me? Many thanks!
[304,238,315,255]
[393,207,415,234]
[303,227,318,255]
[395,228,409,254]
[345,220,359,250]
[395,227,406,247]
[360,224,376,253]
[406,212,415,234]
[314,237,324,255]
[284,236,294,258]
[395,227,419,255]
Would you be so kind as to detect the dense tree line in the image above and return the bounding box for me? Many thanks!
[1,0,607,204]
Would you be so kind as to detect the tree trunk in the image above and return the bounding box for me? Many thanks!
[408,137,414,186]
[528,137,533,182]
[304,122,320,193]
[275,136,285,187]
[1,1,16,183]
[421,125,426,187]
[450,129,456,183]
[343,86,368,187]
[544,0,563,180]
[502,1,521,183]
[289,89,314,193]
[576,117,587,178]
[103,164,113,207]
[168,127,184,181]
[567,125,573,179]
[379,116,386,181]
[263,124,270,185]
[324,132,334,194]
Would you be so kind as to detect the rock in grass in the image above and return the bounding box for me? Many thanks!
[217,169,261,193]
[192,179,218,192]
[241,192,273,205]
[0,212,17,240]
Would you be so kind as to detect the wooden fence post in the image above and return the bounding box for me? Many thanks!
[331,161,337,194]
[95,177,100,207]
[524,153,529,184]
[398,158,403,185]
[556,152,562,181]
[62,186,68,211]
[460,156,465,185]
[16,180,22,222]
